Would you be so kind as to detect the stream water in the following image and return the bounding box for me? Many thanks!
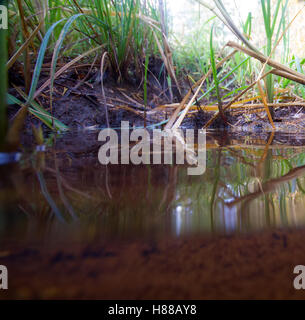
[2,130,305,245]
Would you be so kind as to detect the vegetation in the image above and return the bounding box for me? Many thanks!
[1,0,305,147]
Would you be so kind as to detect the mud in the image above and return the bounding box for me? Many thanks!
[7,63,305,147]
[1,229,305,299]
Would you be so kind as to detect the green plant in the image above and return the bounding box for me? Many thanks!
[172,16,216,79]
[260,0,289,103]
[67,0,161,82]
[209,24,224,121]
[6,0,165,130]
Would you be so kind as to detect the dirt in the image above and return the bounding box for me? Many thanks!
[6,59,305,150]
[8,57,181,133]
[1,228,305,299]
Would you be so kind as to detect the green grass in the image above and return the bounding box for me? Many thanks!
[209,24,223,119]
[8,0,163,84]
[66,0,162,81]
[3,0,164,137]
[260,0,289,103]
[2,0,305,136]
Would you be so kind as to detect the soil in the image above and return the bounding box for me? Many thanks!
[1,229,305,299]
[8,57,182,133]
[8,61,305,144]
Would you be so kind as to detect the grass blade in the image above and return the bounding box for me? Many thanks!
[27,17,67,105]
[210,24,224,122]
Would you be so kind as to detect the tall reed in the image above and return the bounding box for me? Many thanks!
[69,0,161,81]
[261,0,288,103]
[210,24,224,120]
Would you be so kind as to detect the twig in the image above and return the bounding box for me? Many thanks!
[227,41,305,85]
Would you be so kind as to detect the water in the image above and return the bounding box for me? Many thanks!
[2,130,305,244]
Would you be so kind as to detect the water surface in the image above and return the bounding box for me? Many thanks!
[2,130,305,245]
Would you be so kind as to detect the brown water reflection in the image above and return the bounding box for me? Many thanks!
[2,131,305,243]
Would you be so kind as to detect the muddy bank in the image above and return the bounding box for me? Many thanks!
[8,66,305,142]
[1,228,305,299]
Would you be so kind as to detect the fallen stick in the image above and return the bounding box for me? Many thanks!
[227,41,305,85]
[157,102,305,112]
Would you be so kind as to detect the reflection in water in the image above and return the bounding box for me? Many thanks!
[2,131,305,243]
